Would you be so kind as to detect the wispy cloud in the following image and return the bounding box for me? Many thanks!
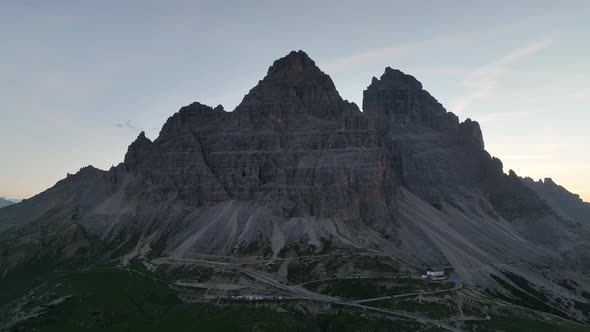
[115,120,142,131]
[321,34,472,72]
[450,33,557,114]
[521,89,590,105]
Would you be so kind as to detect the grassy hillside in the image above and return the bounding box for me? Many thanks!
[2,260,588,332]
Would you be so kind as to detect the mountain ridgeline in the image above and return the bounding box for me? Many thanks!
[0,198,15,209]
[1,51,590,327]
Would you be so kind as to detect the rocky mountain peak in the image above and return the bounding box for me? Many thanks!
[458,118,485,150]
[265,50,320,80]
[124,131,154,172]
[378,67,423,91]
[234,51,356,124]
[363,67,453,131]
[157,102,226,139]
[136,131,148,141]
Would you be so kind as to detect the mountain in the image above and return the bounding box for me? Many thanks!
[1,51,590,331]
[522,177,590,225]
[0,198,16,209]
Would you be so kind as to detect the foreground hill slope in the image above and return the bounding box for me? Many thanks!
[1,51,589,328]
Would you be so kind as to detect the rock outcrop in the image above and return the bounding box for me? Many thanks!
[363,67,457,131]
[235,50,360,130]
[362,67,497,206]
[121,51,391,231]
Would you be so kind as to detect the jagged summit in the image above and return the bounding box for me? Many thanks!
[234,51,358,125]
[265,50,321,80]
[458,118,485,150]
[136,131,148,140]
[156,102,227,139]
[522,176,590,225]
[372,67,423,91]
[363,67,457,132]
[125,131,153,171]
[363,66,486,151]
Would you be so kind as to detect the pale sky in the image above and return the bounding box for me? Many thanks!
[1,1,589,202]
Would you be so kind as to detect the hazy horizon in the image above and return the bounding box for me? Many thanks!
[1,1,589,202]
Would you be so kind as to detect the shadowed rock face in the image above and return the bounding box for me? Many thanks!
[124,51,390,228]
[458,118,485,150]
[235,50,360,129]
[362,67,498,206]
[523,176,590,224]
[363,67,458,132]
[1,51,589,309]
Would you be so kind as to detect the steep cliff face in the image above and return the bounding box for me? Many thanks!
[363,67,499,208]
[361,68,578,263]
[0,51,589,312]
[363,67,456,131]
[122,52,392,232]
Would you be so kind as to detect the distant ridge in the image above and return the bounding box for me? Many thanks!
[0,197,16,208]
[522,177,590,224]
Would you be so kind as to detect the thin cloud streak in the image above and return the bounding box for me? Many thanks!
[320,10,572,74]
[116,120,142,131]
[321,34,472,72]
[450,33,557,114]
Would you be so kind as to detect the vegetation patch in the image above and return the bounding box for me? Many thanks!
[232,240,273,257]
[464,309,588,332]
[488,272,570,320]
[556,278,578,292]
[278,240,317,258]
[573,300,590,316]
[305,278,453,300]
[368,298,456,319]
[287,261,320,283]
[501,271,549,302]
[352,256,399,272]
[6,266,433,331]
[314,309,426,331]
[318,239,333,254]
[155,264,215,283]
